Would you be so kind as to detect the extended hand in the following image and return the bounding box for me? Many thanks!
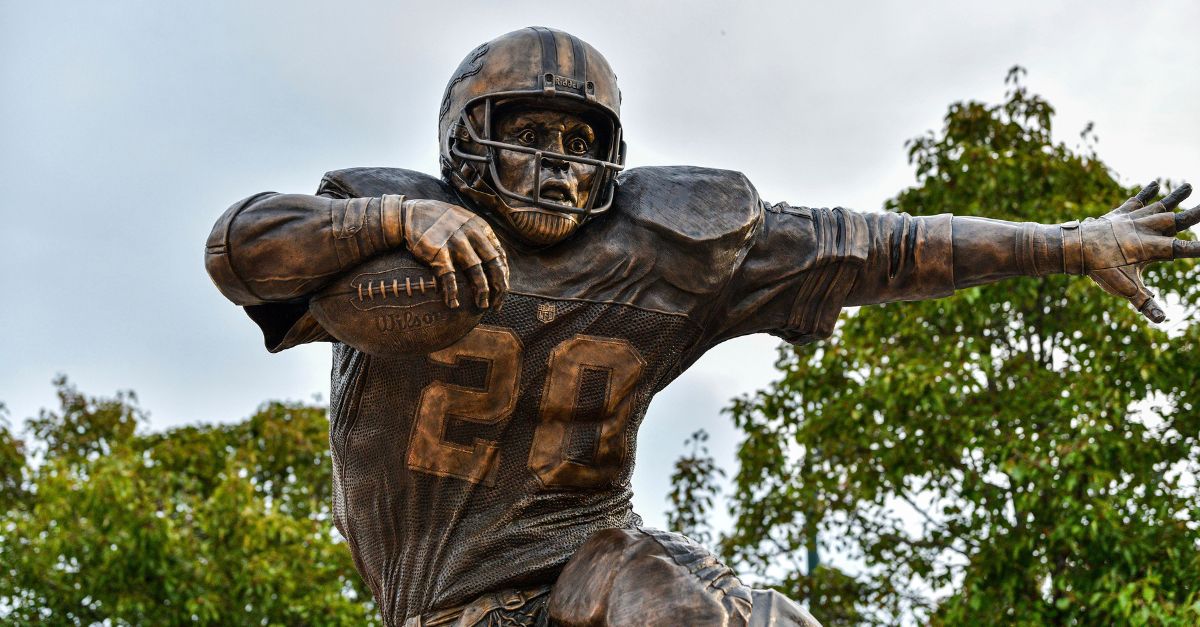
[1079,181,1198,322]
[402,198,509,310]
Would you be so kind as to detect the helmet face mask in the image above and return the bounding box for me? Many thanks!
[439,27,626,247]
[451,96,624,216]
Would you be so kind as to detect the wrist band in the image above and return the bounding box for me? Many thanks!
[381,194,406,248]
[1060,220,1084,275]
[1014,222,1043,276]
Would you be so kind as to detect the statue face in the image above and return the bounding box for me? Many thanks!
[489,105,607,246]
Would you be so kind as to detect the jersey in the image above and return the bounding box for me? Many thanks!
[206,165,956,625]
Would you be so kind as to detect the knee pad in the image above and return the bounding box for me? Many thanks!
[548,528,752,627]
[748,589,822,627]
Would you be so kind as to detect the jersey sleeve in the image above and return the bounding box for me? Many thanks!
[700,203,955,348]
[204,178,385,352]
[206,168,463,353]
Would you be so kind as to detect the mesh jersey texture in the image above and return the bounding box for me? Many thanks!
[329,293,698,623]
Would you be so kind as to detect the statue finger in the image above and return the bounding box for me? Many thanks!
[440,268,461,309]
[1173,239,1200,259]
[1092,266,1164,323]
[1162,183,1193,211]
[463,263,490,309]
[450,232,483,267]
[449,232,486,307]
[465,225,502,264]
[484,230,510,288]
[1138,212,1177,236]
[1128,201,1167,220]
[1134,181,1160,206]
[424,247,455,277]
[428,248,461,309]
[1114,182,1161,214]
[488,230,509,269]
[1138,296,1166,323]
[483,258,508,310]
[1175,205,1200,233]
[1132,232,1175,262]
[465,227,507,309]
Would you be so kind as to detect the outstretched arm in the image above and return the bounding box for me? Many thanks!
[848,182,1197,322]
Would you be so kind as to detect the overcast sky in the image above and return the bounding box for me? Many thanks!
[2,0,1198,529]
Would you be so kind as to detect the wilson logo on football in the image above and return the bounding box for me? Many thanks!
[374,311,447,333]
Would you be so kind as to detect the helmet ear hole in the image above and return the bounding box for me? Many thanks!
[450,110,488,160]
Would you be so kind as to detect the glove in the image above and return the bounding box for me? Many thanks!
[396,195,509,310]
[1061,182,1198,322]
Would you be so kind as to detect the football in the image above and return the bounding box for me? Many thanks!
[309,249,483,356]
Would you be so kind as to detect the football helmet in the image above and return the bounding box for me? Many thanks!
[438,27,626,244]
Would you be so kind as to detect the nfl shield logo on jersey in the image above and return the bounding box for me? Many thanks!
[536,302,557,323]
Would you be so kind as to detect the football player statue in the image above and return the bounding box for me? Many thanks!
[205,27,1198,627]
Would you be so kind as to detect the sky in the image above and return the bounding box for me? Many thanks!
[2,0,1199,531]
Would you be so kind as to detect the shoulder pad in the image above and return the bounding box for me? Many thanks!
[318,167,457,203]
[532,166,762,314]
[614,166,761,248]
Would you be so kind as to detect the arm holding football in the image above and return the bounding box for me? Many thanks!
[205,193,404,305]
[205,194,507,309]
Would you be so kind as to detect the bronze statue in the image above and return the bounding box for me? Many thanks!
[205,27,1198,627]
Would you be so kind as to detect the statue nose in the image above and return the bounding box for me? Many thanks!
[541,155,570,174]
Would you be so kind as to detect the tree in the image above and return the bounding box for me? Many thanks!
[0,377,377,626]
[673,68,1200,624]
[666,429,726,546]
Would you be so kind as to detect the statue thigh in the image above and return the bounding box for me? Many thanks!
[547,527,820,627]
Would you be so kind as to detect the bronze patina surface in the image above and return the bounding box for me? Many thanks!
[205,26,1198,627]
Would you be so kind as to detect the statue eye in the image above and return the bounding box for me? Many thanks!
[566,136,589,155]
[516,129,537,145]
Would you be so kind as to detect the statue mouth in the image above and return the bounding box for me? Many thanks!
[538,179,577,207]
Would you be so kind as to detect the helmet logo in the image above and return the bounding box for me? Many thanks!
[439,43,490,120]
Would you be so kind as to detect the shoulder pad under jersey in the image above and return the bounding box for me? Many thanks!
[613,166,762,249]
[318,167,458,203]
[509,166,763,315]
[590,166,762,311]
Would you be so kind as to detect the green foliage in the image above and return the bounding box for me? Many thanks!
[0,404,26,513]
[0,378,377,626]
[666,429,726,545]
[679,68,1200,624]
